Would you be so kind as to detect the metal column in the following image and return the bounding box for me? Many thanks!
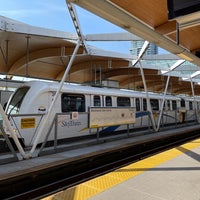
[132,41,156,131]
[28,40,81,158]
[138,61,157,131]
[0,103,26,158]
[190,78,199,122]
[156,73,171,131]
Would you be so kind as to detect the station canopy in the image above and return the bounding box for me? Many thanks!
[1,0,200,96]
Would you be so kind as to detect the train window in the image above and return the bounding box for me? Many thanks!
[105,96,112,107]
[117,97,130,107]
[164,100,167,110]
[167,100,171,110]
[61,93,85,112]
[198,102,200,110]
[164,100,170,110]
[143,99,147,111]
[136,98,140,111]
[6,86,30,115]
[150,99,159,111]
[189,101,193,110]
[181,99,185,107]
[172,100,177,110]
[94,95,101,106]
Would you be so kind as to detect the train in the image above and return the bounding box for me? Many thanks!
[0,90,13,123]
[3,80,200,147]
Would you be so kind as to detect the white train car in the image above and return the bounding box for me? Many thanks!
[4,81,199,146]
[0,90,13,123]
[0,90,13,108]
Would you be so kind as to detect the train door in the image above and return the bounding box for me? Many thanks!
[135,98,142,127]
[180,98,186,123]
[188,101,195,122]
[150,99,159,124]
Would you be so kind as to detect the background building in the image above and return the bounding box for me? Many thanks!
[130,41,158,55]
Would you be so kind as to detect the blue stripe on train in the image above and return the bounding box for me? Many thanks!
[99,111,149,134]
[136,111,149,118]
[99,125,120,133]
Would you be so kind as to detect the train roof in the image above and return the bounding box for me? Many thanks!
[22,80,181,100]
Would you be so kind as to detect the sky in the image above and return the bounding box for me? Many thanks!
[0,0,133,54]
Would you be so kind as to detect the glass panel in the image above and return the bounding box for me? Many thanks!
[117,97,130,107]
[6,86,30,115]
[105,96,112,107]
[94,95,101,107]
[150,99,159,111]
[189,101,193,110]
[143,99,147,111]
[61,93,85,112]
[172,100,177,110]
[136,98,140,111]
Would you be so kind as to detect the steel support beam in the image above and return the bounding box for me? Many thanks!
[66,2,88,53]
[156,73,171,131]
[138,61,157,131]
[132,41,157,131]
[190,79,199,123]
[0,103,26,158]
[28,40,81,158]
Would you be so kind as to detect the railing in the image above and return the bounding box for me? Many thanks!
[0,109,199,163]
[0,113,44,163]
[8,113,45,144]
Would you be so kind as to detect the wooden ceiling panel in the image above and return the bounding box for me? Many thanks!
[66,69,92,83]
[109,0,168,27]
[155,20,176,35]
[180,25,200,51]
[166,26,200,52]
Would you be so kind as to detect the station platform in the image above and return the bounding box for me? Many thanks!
[1,125,200,199]
[43,137,200,200]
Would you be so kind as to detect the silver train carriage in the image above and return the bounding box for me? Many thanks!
[4,81,200,146]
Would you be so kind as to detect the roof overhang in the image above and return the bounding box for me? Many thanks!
[68,0,200,66]
[1,11,200,96]
[0,15,131,82]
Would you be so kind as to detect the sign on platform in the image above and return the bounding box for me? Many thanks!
[89,107,136,128]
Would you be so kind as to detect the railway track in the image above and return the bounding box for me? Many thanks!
[1,126,200,200]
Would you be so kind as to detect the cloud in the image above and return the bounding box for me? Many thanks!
[0,1,74,32]
[0,0,67,19]
[0,9,42,19]
[36,1,67,12]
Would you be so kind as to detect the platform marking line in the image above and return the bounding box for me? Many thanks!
[43,139,200,200]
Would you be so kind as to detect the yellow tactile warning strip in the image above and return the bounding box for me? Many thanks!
[43,139,200,200]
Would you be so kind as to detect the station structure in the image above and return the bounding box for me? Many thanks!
[0,0,200,160]
[0,1,200,199]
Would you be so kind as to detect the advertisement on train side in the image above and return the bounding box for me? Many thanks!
[89,107,136,128]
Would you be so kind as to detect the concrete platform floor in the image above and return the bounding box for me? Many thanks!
[43,138,200,200]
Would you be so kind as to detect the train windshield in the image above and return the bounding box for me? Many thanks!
[6,86,30,115]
